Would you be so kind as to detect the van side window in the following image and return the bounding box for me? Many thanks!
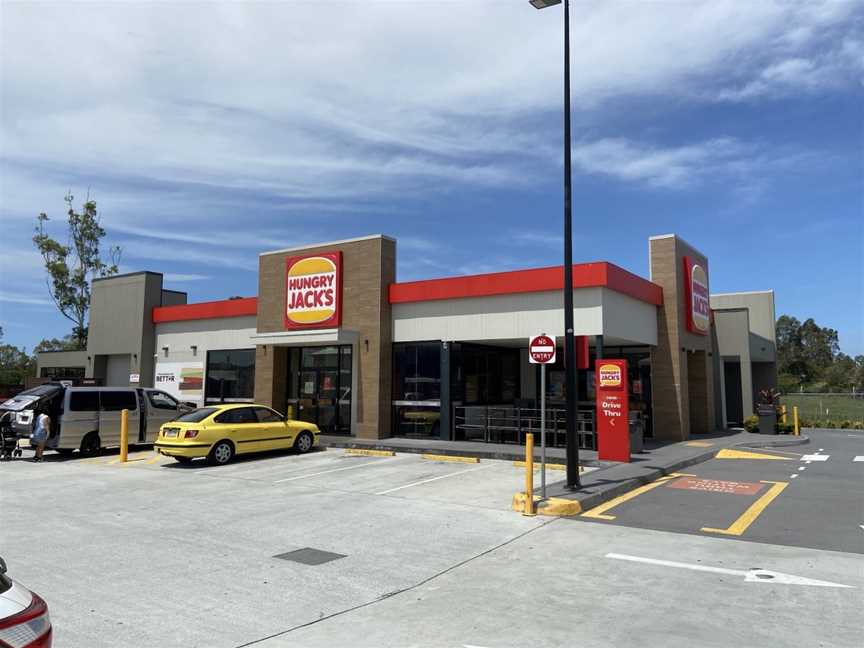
[69,392,99,412]
[100,391,138,412]
[148,391,178,410]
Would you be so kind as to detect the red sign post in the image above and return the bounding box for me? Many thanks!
[528,334,556,499]
[595,358,630,462]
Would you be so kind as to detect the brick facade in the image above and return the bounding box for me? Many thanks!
[254,236,395,439]
[649,235,716,440]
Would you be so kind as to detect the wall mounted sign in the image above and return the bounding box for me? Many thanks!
[683,255,710,336]
[595,358,630,462]
[154,362,204,403]
[285,252,342,330]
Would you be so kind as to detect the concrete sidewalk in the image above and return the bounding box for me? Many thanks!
[322,430,810,515]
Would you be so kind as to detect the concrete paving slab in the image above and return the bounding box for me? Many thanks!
[252,521,864,648]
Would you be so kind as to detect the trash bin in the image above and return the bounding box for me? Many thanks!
[756,404,777,434]
[628,413,644,453]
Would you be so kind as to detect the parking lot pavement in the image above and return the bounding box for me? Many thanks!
[575,429,864,554]
[0,446,594,648]
[254,521,864,648]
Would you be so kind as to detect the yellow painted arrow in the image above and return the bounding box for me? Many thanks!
[715,448,793,461]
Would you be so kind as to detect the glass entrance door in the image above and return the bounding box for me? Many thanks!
[288,346,352,435]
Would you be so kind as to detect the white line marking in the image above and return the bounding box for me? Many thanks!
[818,448,824,451]
[801,454,829,462]
[798,467,806,471]
[790,474,798,479]
[376,465,493,495]
[605,553,854,588]
[853,456,864,462]
[273,457,403,483]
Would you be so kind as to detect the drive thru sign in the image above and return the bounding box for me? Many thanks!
[529,335,556,364]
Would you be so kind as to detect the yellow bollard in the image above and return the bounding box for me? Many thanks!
[287,404,294,420]
[793,406,799,436]
[120,408,129,463]
[780,405,787,425]
[523,433,535,516]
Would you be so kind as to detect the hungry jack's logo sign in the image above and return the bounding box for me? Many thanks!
[684,256,710,336]
[598,363,623,389]
[284,252,342,329]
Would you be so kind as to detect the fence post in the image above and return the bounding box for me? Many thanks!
[523,432,535,516]
[120,409,129,463]
[793,406,800,436]
[780,405,787,425]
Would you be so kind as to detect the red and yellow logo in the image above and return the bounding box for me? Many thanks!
[285,253,341,329]
[599,364,622,388]
[690,263,710,334]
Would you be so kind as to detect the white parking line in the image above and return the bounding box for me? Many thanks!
[801,454,830,462]
[376,464,493,495]
[273,457,404,483]
[853,456,864,462]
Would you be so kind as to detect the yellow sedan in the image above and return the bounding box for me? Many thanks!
[154,404,320,465]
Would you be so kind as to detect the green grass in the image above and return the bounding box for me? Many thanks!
[781,394,864,423]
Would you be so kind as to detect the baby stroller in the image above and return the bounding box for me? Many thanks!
[0,411,23,460]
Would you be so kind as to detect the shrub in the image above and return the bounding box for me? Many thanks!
[774,423,794,434]
[824,420,837,428]
[853,421,864,430]
[839,420,854,429]
[743,415,759,433]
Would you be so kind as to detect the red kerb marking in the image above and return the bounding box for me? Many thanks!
[667,477,765,496]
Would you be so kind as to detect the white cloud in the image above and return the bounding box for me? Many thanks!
[163,273,211,282]
[0,291,53,306]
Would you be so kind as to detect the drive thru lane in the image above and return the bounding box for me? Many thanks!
[576,429,864,554]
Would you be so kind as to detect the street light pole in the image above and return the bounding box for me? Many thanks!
[530,0,580,488]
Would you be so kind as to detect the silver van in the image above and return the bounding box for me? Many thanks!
[1,385,194,456]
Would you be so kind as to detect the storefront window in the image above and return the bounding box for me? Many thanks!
[393,343,441,438]
[205,349,255,403]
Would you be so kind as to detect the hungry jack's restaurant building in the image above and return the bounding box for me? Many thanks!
[36,233,778,446]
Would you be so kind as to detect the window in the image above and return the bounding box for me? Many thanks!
[176,407,217,423]
[254,407,283,423]
[148,391,178,411]
[99,391,137,412]
[40,366,85,379]
[214,407,257,424]
[205,349,255,403]
[69,391,99,412]
[393,343,441,402]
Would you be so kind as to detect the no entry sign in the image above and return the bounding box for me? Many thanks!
[529,334,556,364]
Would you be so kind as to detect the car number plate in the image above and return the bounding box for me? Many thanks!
[164,429,178,438]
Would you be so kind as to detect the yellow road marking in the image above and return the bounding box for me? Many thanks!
[511,492,582,517]
[715,448,793,461]
[344,448,395,457]
[421,454,479,464]
[146,453,164,464]
[512,461,568,471]
[581,473,695,520]
[738,447,803,457]
[702,481,788,536]
[685,441,715,447]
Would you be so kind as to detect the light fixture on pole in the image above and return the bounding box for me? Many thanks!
[530,0,580,488]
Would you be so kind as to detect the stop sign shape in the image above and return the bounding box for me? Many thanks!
[529,334,556,364]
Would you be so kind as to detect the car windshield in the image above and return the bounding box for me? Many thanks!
[174,407,218,423]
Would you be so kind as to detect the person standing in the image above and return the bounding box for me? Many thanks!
[31,410,50,462]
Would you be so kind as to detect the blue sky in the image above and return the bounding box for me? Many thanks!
[1,0,862,355]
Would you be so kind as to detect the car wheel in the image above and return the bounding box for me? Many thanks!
[80,432,101,457]
[173,456,193,465]
[208,440,234,465]
[293,431,314,454]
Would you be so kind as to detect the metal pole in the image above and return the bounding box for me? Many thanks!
[523,433,535,516]
[562,0,580,488]
[541,363,547,499]
[120,408,128,463]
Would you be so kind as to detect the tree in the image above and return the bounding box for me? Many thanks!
[33,335,80,354]
[0,327,35,385]
[823,353,855,392]
[33,192,121,349]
